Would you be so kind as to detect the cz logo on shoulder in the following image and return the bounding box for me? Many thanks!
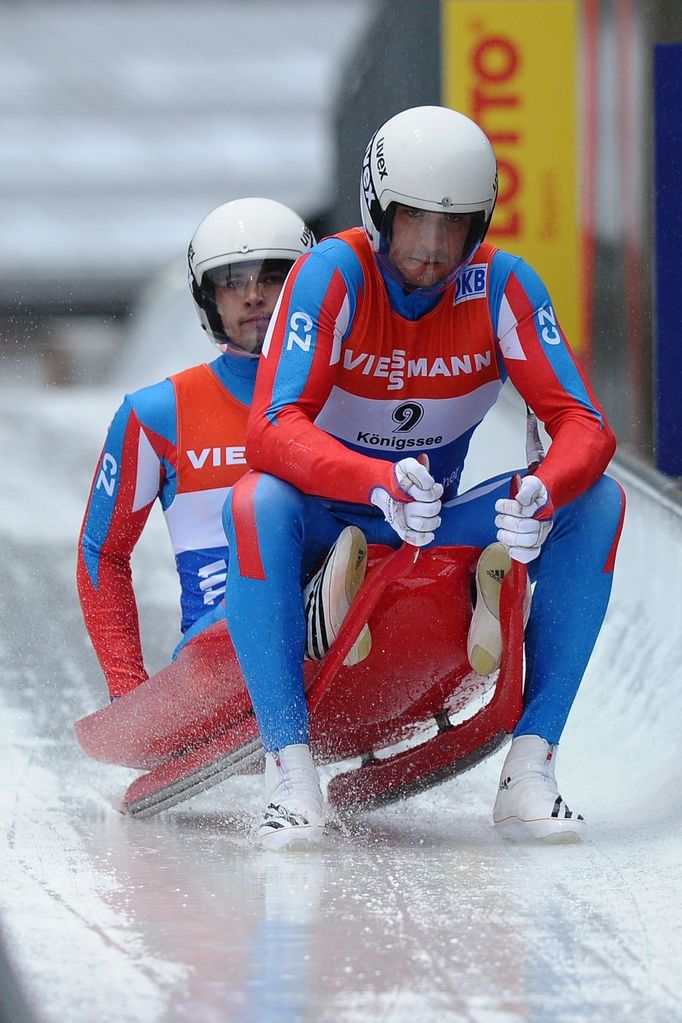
[537,306,561,345]
[286,311,313,352]
[95,453,117,497]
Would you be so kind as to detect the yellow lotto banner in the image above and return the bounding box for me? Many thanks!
[442,0,585,353]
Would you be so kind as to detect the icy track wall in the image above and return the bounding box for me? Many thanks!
[566,455,682,823]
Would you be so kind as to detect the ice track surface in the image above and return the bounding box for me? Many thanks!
[1,378,681,1023]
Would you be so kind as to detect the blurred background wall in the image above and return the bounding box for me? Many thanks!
[0,0,379,382]
[1,0,680,478]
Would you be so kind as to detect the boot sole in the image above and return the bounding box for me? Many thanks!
[340,526,371,665]
[494,816,586,843]
[467,542,531,676]
[257,824,325,851]
[467,543,513,675]
[307,526,371,666]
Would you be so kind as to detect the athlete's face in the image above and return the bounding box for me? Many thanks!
[213,261,289,355]
[388,205,473,288]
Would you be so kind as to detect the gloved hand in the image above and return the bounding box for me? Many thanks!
[495,474,554,564]
[371,457,443,547]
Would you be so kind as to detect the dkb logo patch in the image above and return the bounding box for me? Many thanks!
[454,264,488,305]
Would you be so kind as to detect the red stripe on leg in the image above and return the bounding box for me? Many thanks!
[231,472,266,581]
[602,481,626,574]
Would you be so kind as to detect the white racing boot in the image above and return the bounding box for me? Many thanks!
[304,525,371,667]
[467,542,531,676]
[257,744,327,850]
[493,735,586,843]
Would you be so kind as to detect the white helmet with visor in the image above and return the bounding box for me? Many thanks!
[360,106,498,293]
[188,197,315,356]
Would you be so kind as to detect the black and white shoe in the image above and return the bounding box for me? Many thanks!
[256,744,327,850]
[467,542,531,676]
[493,735,586,842]
[304,525,371,667]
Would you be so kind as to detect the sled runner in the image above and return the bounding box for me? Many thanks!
[76,541,526,817]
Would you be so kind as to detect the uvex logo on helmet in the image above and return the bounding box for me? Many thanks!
[362,137,376,207]
[375,136,388,179]
[362,133,386,231]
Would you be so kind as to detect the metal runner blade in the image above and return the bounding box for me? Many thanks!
[124,736,263,818]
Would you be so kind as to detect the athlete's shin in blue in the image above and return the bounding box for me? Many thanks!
[222,475,339,752]
[515,475,625,743]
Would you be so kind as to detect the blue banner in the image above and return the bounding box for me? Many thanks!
[653,44,682,476]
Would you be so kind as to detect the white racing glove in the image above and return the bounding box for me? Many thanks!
[370,457,443,547]
[495,474,554,564]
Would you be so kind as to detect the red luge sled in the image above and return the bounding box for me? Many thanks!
[75,544,526,817]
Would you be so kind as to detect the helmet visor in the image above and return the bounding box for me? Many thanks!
[378,204,483,295]
[204,258,291,294]
[203,258,293,357]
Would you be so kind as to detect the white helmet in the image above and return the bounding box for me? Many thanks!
[360,105,498,266]
[188,197,315,351]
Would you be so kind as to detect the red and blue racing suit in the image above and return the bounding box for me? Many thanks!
[78,353,256,699]
[222,229,626,751]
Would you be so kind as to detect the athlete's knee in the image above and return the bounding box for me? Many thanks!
[578,474,626,532]
[222,483,238,544]
[223,471,307,544]
[550,474,625,572]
